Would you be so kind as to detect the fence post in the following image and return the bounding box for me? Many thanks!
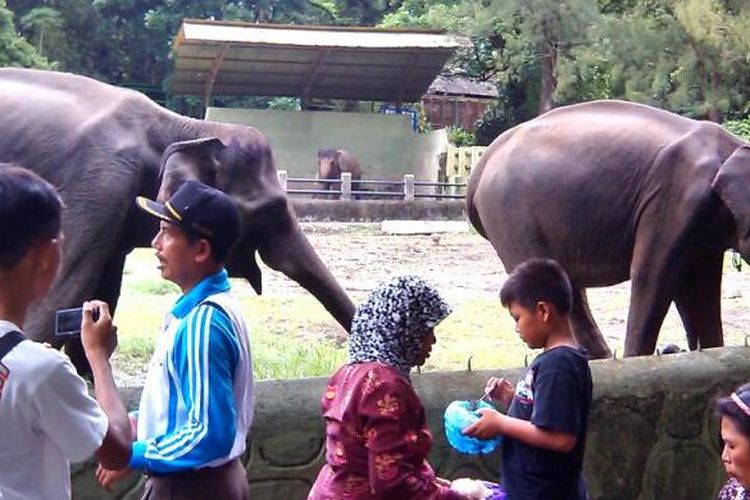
[450,175,462,197]
[404,174,415,201]
[277,170,288,191]
[341,172,352,201]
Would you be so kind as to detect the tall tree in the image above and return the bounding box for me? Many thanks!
[0,0,49,68]
[19,6,63,58]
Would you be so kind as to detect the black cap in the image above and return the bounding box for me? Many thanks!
[136,181,241,260]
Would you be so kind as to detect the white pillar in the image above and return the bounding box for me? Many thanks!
[341,172,352,201]
[450,175,462,197]
[277,170,288,190]
[404,174,415,201]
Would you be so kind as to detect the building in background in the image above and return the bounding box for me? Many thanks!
[421,75,497,130]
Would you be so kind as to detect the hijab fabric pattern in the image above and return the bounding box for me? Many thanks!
[348,275,452,377]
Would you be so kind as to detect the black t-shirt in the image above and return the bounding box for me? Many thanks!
[501,345,592,500]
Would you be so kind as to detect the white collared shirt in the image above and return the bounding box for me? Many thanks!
[0,321,107,500]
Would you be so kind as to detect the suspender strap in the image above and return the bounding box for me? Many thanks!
[0,331,25,361]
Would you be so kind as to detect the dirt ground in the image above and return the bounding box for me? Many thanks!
[260,222,750,353]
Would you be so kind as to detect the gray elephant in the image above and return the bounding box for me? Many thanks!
[0,68,355,369]
[467,99,750,359]
[315,148,363,199]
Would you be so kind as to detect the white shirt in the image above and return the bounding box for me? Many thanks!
[0,321,108,500]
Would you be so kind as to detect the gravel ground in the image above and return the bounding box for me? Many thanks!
[263,222,750,352]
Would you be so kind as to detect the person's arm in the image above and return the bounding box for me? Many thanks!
[360,371,465,499]
[128,304,240,474]
[81,301,132,470]
[463,410,576,452]
[465,353,586,454]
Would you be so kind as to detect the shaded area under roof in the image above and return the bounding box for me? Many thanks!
[171,20,469,103]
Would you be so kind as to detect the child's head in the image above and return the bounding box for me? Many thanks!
[0,165,64,299]
[499,258,573,348]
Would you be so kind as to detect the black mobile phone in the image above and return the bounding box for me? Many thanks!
[54,307,99,337]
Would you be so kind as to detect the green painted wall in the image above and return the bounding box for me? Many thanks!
[206,107,449,181]
[72,347,746,499]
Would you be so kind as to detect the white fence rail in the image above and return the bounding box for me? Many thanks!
[277,170,467,201]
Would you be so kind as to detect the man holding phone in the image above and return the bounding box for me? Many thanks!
[97,180,254,499]
[0,165,132,499]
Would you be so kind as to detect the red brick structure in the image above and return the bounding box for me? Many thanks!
[421,75,497,130]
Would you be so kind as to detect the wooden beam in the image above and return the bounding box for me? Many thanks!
[203,43,232,109]
[301,48,331,99]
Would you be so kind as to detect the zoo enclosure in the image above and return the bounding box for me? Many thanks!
[277,170,468,200]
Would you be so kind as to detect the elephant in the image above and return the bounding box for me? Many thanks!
[0,68,355,370]
[466,99,750,359]
[315,148,363,199]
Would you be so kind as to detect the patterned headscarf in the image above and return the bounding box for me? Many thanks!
[348,275,452,377]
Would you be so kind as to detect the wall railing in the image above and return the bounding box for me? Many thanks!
[277,171,468,201]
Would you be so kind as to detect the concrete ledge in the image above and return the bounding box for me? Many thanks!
[291,199,467,222]
[72,347,749,499]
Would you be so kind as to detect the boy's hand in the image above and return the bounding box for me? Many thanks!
[96,464,133,491]
[81,300,117,360]
[485,377,515,407]
[462,408,504,439]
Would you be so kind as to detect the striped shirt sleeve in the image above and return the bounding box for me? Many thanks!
[129,304,241,472]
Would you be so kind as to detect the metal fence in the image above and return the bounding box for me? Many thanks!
[277,171,468,201]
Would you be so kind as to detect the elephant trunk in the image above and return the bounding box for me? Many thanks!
[257,218,355,332]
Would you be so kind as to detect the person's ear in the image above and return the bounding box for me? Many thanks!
[33,238,59,274]
[536,301,552,322]
[193,239,213,265]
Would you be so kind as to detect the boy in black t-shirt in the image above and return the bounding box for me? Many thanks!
[463,258,592,500]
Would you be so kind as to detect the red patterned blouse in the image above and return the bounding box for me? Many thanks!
[308,362,462,499]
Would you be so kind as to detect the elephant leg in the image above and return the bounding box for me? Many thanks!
[64,249,129,374]
[624,251,683,357]
[673,252,724,350]
[569,287,612,359]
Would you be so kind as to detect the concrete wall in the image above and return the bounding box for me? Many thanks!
[205,107,449,181]
[72,347,749,500]
[291,199,467,222]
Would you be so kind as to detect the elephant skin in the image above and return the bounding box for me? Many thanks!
[466,99,750,359]
[0,68,355,369]
[315,148,362,199]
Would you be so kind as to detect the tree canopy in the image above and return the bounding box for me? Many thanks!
[1,0,749,137]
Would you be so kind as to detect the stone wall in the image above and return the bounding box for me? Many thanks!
[72,347,750,499]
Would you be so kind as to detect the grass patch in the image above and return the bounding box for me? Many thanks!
[113,249,750,383]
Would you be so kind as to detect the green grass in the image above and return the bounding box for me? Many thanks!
[112,249,750,383]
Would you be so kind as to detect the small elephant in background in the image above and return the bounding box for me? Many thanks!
[316,148,363,199]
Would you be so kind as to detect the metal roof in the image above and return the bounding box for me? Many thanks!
[171,20,469,103]
[426,75,498,99]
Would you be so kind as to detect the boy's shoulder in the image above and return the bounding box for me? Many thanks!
[532,346,591,375]
[4,338,73,383]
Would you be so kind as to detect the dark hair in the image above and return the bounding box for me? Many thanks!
[716,383,750,441]
[500,258,573,315]
[173,224,232,263]
[0,165,63,269]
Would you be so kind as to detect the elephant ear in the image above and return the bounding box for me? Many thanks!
[712,145,750,241]
[158,137,225,199]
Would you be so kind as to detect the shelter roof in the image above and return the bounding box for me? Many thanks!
[171,19,469,102]
[425,75,498,99]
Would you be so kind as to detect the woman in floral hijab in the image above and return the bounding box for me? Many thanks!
[308,275,470,500]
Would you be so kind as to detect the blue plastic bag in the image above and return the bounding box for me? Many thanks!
[443,400,502,454]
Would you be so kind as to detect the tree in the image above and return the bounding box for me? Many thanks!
[19,6,63,58]
[0,0,49,68]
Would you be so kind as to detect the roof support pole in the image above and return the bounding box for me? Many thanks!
[396,51,422,104]
[301,48,331,100]
[203,43,232,111]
